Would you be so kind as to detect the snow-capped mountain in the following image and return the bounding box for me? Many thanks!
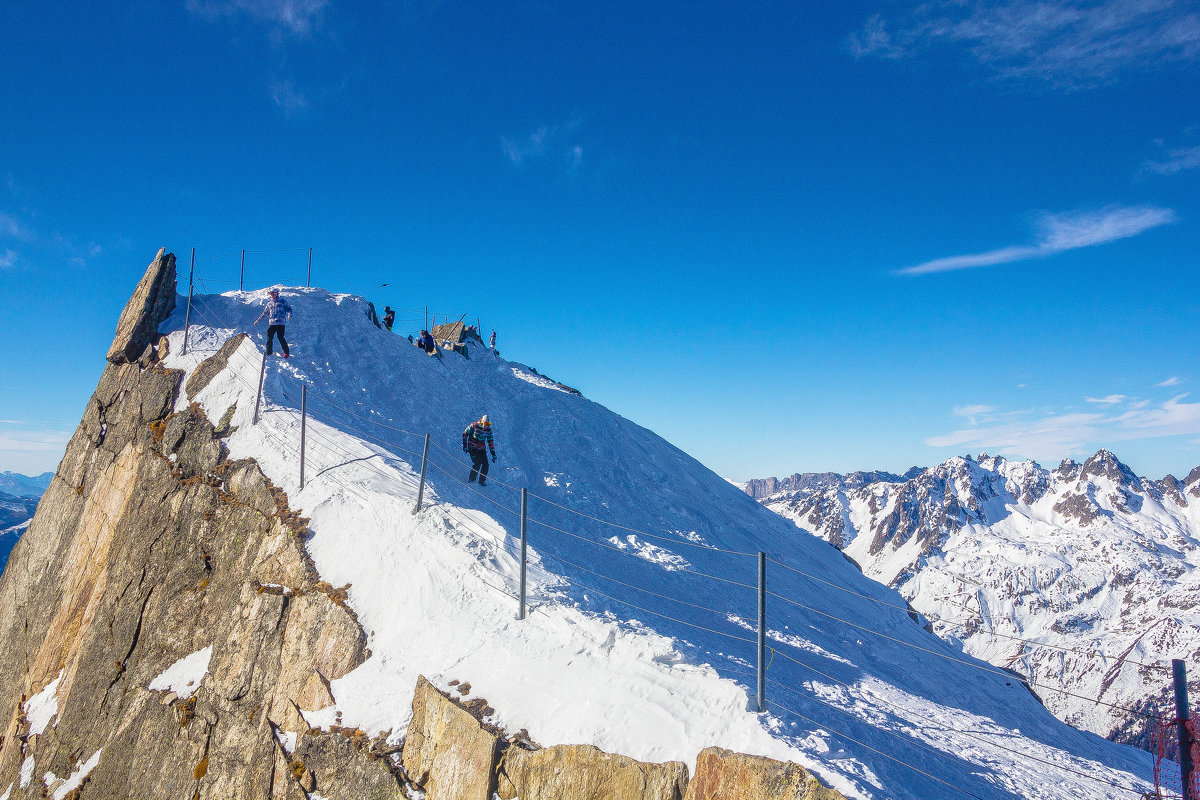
[144,284,1160,800]
[748,452,1200,751]
[0,473,50,569]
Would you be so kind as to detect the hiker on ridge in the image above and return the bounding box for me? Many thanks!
[254,288,292,358]
[383,306,395,332]
[462,415,497,486]
[418,329,436,354]
[489,329,497,351]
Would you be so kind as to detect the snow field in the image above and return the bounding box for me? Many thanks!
[164,288,1157,800]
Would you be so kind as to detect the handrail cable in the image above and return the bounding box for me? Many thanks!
[549,573,758,646]
[765,589,1157,720]
[426,436,758,558]
[537,547,742,619]
[765,647,1148,795]
[762,696,990,800]
[525,515,757,590]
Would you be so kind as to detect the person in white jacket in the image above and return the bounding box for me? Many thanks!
[254,289,293,357]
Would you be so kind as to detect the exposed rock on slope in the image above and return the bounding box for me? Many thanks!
[747,452,1200,750]
[0,251,385,799]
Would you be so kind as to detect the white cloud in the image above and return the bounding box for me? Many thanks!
[186,0,328,36]
[270,80,308,114]
[1145,144,1200,175]
[0,249,15,270]
[926,392,1200,465]
[1156,376,1183,387]
[850,1,1200,87]
[897,205,1177,275]
[501,117,585,170]
[0,429,72,474]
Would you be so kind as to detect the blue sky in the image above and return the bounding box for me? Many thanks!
[1,1,1199,481]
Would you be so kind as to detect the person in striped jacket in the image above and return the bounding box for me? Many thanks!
[462,415,497,486]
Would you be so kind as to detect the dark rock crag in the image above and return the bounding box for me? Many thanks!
[0,251,389,799]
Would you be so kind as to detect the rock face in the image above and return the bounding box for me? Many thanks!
[104,247,176,364]
[0,252,391,799]
[497,744,688,800]
[401,676,502,800]
[683,747,845,800]
[747,452,1200,751]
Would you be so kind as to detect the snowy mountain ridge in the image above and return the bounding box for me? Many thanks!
[747,451,1200,752]
[150,284,1162,799]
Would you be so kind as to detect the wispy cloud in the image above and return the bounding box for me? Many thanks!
[270,80,308,114]
[1145,144,1200,175]
[897,205,1177,276]
[0,249,16,270]
[0,213,32,241]
[1157,376,1183,387]
[850,1,1200,87]
[927,393,1200,467]
[186,0,328,36]
[0,428,72,474]
[502,117,585,170]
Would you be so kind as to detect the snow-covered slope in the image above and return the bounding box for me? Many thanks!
[163,287,1156,800]
[750,453,1200,752]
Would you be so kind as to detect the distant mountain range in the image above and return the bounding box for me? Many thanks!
[745,450,1200,752]
[0,471,52,568]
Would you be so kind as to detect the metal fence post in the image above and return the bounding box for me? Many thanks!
[1175,660,1196,800]
[757,551,766,713]
[307,247,312,287]
[412,433,430,513]
[519,488,528,620]
[181,248,195,355]
[239,249,245,292]
[253,349,267,425]
[299,385,307,489]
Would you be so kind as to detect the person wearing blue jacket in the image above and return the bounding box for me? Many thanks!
[254,288,293,357]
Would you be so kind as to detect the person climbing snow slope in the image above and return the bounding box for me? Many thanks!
[254,288,293,357]
[462,415,497,486]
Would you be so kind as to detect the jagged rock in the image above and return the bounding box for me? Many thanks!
[106,247,177,365]
[187,333,249,400]
[401,675,501,800]
[0,251,369,798]
[496,743,687,800]
[290,730,405,799]
[682,747,845,800]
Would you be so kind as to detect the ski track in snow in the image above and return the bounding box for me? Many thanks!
[163,287,1156,800]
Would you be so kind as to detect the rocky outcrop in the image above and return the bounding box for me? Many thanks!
[683,747,846,800]
[401,676,502,800]
[105,247,176,365]
[497,744,688,800]
[0,252,386,799]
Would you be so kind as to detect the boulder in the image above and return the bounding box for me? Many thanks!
[497,743,688,800]
[106,247,177,364]
[401,676,501,800]
[683,747,846,800]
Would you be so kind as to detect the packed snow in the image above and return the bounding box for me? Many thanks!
[18,757,32,789]
[148,646,213,700]
[23,670,61,736]
[162,287,1157,800]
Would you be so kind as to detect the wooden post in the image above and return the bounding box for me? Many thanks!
[757,551,766,713]
[239,249,245,292]
[412,433,430,513]
[307,247,312,287]
[519,488,528,620]
[299,385,308,489]
[253,349,267,425]
[182,248,195,355]
[1175,660,1196,800]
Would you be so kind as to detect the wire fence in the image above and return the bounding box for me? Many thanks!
[174,261,1186,800]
